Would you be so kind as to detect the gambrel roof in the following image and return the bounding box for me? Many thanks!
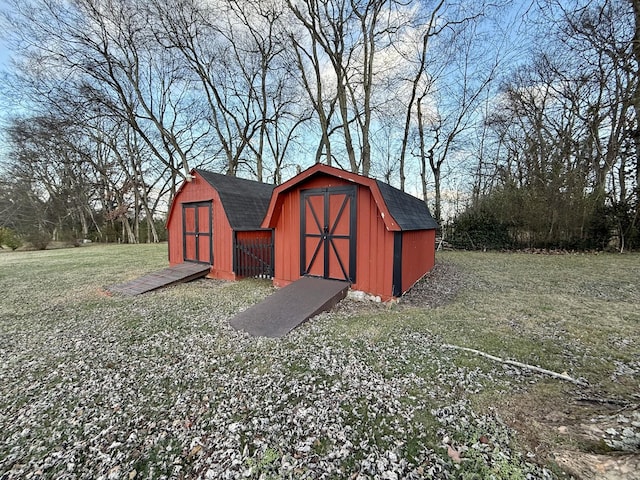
[195,169,275,230]
[262,164,438,232]
[374,180,439,231]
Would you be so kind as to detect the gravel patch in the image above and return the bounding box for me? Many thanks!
[400,262,465,309]
[330,261,465,318]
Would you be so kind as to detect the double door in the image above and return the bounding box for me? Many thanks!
[301,187,356,282]
[183,201,212,264]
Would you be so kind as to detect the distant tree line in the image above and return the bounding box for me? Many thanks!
[450,0,639,252]
[0,0,637,251]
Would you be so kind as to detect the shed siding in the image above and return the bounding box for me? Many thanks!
[298,173,356,191]
[271,174,399,299]
[235,230,273,242]
[210,208,235,280]
[167,176,235,280]
[272,188,301,287]
[354,186,395,299]
[400,229,436,293]
[273,174,357,287]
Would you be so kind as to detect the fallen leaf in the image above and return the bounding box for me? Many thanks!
[189,445,203,458]
[447,445,462,463]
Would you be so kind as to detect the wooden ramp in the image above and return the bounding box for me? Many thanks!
[108,263,211,295]
[229,277,349,338]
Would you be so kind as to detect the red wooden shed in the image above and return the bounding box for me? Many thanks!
[167,168,275,281]
[261,164,438,301]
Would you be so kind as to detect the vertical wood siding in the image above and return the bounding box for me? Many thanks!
[166,176,234,279]
[271,173,398,299]
[400,229,436,293]
[354,185,395,299]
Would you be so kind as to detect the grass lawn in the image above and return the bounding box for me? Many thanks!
[0,244,638,479]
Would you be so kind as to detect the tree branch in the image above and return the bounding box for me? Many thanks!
[442,343,589,387]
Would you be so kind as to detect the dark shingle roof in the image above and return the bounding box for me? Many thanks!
[195,169,275,230]
[375,180,438,231]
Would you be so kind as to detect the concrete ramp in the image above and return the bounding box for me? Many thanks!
[108,263,211,295]
[229,277,349,338]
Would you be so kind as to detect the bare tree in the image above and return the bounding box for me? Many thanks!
[288,16,339,167]
[3,115,96,244]
[397,0,445,192]
[222,0,307,182]
[415,15,500,222]
[470,0,639,249]
[150,0,294,179]
[5,0,211,192]
[287,0,407,175]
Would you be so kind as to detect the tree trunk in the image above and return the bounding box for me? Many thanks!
[418,96,428,204]
[630,0,640,222]
[398,0,445,191]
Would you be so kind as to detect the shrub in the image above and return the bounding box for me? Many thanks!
[25,230,52,250]
[0,227,23,250]
[448,208,513,250]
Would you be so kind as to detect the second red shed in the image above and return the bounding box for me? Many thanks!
[261,164,438,301]
[166,168,275,281]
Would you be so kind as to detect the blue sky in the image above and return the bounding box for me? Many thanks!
[0,2,13,126]
[0,15,12,164]
[0,1,10,71]
[0,47,9,78]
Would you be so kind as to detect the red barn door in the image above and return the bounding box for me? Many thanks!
[182,201,213,264]
[301,187,356,282]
